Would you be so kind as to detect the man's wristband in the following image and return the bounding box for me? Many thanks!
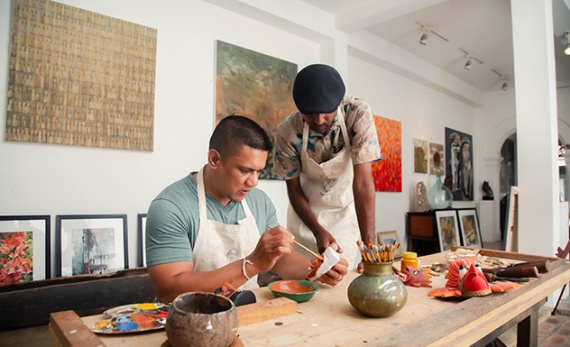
[242,258,254,280]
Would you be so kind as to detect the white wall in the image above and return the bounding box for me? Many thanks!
[1,0,563,277]
[0,0,319,273]
[348,56,477,242]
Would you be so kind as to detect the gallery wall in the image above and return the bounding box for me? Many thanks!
[0,0,565,277]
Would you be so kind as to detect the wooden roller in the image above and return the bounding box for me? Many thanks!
[495,266,539,278]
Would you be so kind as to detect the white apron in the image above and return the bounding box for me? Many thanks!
[286,109,361,270]
[192,167,260,290]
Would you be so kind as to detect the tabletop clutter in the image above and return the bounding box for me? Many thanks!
[86,246,551,347]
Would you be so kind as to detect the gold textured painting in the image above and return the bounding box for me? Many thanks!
[215,40,297,179]
[6,0,157,151]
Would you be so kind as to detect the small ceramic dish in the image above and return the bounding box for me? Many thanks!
[268,280,319,303]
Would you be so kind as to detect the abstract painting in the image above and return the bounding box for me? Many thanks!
[215,40,297,179]
[7,0,157,151]
[413,138,428,174]
[372,115,402,192]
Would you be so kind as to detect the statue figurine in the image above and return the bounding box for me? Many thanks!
[482,181,494,200]
[416,181,430,212]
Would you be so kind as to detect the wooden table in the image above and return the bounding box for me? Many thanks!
[49,249,570,347]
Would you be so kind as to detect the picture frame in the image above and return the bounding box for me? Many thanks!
[457,208,483,249]
[503,186,519,252]
[435,210,461,252]
[137,213,147,267]
[376,230,403,259]
[55,214,128,277]
[0,215,50,284]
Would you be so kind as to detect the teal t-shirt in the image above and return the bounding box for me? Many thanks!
[145,172,278,267]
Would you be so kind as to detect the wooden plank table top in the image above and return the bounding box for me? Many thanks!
[50,249,570,347]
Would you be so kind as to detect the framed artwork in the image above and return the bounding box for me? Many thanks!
[372,115,402,192]
[435,210,461,252]
[413,138,428,174]
[503,186,519,252]
[138,213,147,267]
[7,0,157,151]
[376,230,403,259]
[215,40,297,180]
[429,142,445,176]
[0,215,50,284]
[457,209,483,248]
[56,214,128,277]
[445,127,473,201]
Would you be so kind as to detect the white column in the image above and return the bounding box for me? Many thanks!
[511,1,559,256]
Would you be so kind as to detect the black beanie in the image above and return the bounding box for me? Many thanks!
[292,64,346,114]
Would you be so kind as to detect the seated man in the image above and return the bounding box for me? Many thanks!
[145,115,348,303]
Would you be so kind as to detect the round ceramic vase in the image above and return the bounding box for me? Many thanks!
[347,261,408,318]
[166,292,238,347]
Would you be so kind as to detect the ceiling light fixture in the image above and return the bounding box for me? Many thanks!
[492,69,509,91]
[418,23,449,46]
[564,31,570,56]
[464,56,472,70]
[419,31,428,45]
[460,49,484,71]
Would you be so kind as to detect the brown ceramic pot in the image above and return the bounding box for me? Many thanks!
[166,292,238,347]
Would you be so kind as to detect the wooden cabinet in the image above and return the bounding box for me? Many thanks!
[406,211,441,256]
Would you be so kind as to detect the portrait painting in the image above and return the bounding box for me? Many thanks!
[372,115,402,192]
[445,127,473,201]
[429,142,445,176]
[215,40,297,180]
[413,138,428,174]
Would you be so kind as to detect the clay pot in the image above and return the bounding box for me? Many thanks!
[166,292,238,347]
[347,261,408,318]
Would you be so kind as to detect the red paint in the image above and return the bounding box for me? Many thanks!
[270,280,316,294]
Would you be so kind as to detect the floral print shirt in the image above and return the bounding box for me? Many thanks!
[274,95,382,179]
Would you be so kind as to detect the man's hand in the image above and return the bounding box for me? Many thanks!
[315,228,343,255]
[247,226,294,273]
[316,257,348,286]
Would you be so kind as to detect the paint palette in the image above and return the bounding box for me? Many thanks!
[89,303,169,335]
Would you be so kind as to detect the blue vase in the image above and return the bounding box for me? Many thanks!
[427,175,453,209]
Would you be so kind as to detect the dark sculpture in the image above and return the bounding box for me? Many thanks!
[482,181,494,200]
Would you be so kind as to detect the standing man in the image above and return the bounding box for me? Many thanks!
[146,115,348,303]
[274,64,382,271]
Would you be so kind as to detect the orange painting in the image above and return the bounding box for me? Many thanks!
[372,115,402,192]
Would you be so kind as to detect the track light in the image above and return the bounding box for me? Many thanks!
[464,57,472,70]
[564,31,570,56]
[418,23,449,46]
[460,48,483,71]
[419,32,428,45]
[492,69,508,91]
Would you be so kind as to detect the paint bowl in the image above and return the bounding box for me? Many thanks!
[268,280,319,303]
[165,292,238,347]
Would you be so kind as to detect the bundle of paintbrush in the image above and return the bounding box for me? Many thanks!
[356,240,400,263]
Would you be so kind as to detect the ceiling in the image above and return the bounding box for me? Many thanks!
[301,0,570,93]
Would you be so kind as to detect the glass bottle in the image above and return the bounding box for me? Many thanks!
[427,175,453,209]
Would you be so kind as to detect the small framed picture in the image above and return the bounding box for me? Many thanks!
[376,230,403,259]
[435,210,461,252]
[0,215,50,283]
[56,214,128,277]
[457,208,483,249]
[137,213,147,267]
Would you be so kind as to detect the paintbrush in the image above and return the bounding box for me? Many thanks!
[293,240,323,260]
[267,225,324,260]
